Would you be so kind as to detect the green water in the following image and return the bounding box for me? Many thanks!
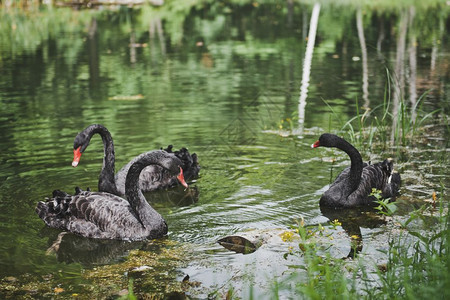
[0,1,448,298]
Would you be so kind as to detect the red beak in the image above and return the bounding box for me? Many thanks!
[177,167,189,189]
[72,146,82,167]
[311,140,320,148]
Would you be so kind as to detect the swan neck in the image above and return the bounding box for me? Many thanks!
[340,140,363,191]
[125,155,166,226]
[90,126,117,194]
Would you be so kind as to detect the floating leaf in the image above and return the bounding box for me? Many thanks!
[217,236,257,254]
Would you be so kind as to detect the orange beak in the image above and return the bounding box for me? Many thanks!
[177,167,188,188]
[72,146,82,167]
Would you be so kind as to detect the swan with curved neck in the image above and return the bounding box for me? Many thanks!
[36,151,187,240]
[71,124,199,196]
[312,133,401,208]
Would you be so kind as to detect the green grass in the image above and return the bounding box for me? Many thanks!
[365,197,449,299]
[118,279,137,300]
[272,192,449,299]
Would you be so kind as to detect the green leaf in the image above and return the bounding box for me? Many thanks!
[408,231,429,244]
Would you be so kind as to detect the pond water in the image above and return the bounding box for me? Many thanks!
[0,1,449,298]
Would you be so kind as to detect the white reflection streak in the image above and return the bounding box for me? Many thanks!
[298,3,320,137]
[408,6,417,123]
[391,10,408,144]
[356,8,369,108]
[150,17,166,56]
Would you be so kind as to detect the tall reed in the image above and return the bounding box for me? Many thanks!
[328,69,441,151]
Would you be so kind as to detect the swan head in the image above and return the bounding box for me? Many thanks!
[72,146,82,167]
[311,140,320,148]
[158,154,188,188]
[163,145,201,183]
[311,133,343,149]
[72,128,94,167]
[139,151,189,188]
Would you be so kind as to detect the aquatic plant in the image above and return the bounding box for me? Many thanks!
[278,218,360,298]
[336,70,442,150]
[364,189,449,299]
[371,188,397,216]
[118,279,137,300]
[274,187,449,299]
[0,241,192,299]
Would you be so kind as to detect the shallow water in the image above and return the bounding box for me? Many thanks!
[0,1,449,298]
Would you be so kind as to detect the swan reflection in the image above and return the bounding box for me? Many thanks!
[320,206,386,259]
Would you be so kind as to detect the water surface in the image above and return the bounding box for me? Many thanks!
[0,1,449,298]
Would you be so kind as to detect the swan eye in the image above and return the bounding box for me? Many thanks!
[72,146,82,167]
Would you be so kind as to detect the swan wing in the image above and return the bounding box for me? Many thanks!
[346,161,394,206]
[115,146,200,195]
[115,151,175,195]
[329,163,368,188]
[37,190,147,240]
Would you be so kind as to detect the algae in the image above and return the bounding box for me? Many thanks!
[0,240,199,299]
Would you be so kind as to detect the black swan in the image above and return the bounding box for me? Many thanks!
[36,150,187,241]
[71,124,199,196]
[311,133,401,208]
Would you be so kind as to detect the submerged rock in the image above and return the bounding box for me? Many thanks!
[218,229,290,254]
